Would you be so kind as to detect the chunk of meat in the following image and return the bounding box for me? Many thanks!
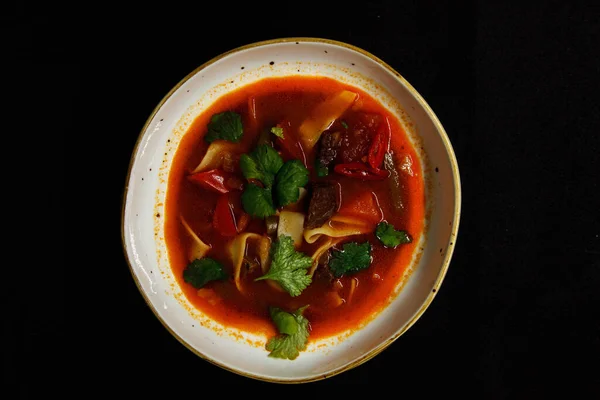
[314,261,335,284]
[317,131,342,168]
[305,182,339,229]
[340,113,382,164]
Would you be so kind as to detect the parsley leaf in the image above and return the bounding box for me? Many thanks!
[239,144,283,187]
[269,306,299,335]
[375,222,412,248]
[241,183,276,218]
[341,120,349,129]
[255,235,312,296]
[271,126,285,139]
[274,160,309,207]
[315,159,329,177]
[329,242,372,278]
[266,306,310,360]
[239,145,308,217]
[183,258,228,288]
[204,111,244,143]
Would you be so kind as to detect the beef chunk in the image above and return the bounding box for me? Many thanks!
[317,131,342,167]
[305,182,339,229]
[340,113,381,163]
[314,259,335,284]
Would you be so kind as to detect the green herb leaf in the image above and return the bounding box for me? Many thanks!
[240,144,283,187]
[204,111,244,143]
[329,242,372,278]
[341,120,349,129]
[183,258,228,289]
[269,307,299,335]
[375,222,412,248]
[239,154,262,182]
[315,159,329,177]
[241,183,276,218]
[266,306,310,360]
[255,235,312,296]
[274,160,309,207]
[271,126,285,139]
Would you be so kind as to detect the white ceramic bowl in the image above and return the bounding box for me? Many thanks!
[121,38,461,383]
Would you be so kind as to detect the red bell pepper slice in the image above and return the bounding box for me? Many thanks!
[213,194,238,237]
[188,169,233,194]
[275,120,308,167]
[334,163,390,180]
[367,117,391,169]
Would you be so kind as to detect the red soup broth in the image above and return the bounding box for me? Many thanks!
[165,76,425,340]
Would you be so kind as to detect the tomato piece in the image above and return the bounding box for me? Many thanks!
[337,190,383,226]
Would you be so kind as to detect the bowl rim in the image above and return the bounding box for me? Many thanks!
[120,37,462,383]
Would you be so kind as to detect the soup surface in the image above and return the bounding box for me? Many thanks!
[165,76,424,359]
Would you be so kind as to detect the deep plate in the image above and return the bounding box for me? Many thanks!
[121,38,461,383]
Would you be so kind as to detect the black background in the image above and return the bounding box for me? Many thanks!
[7,0,599,397]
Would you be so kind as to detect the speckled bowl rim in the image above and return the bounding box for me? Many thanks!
[121,37,461,383]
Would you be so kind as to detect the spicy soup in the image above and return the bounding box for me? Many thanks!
[165,76,424,357]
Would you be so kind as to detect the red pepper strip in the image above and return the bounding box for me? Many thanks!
[213,194,238,237]
[368,131,383,169]
[275,120,308,167]
[368,117,391,169]
[334,163,390,180]
[187,169,232,194]
[236,212,250,233]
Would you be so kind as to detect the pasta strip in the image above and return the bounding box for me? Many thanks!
[298,90,358,151]
[347,278,358,303]
[277,211,305,248]
[303,215,371,244]
[180,215,211,262]
[190,141,237,174]
[227,233,271,293]
[308,236,342,276]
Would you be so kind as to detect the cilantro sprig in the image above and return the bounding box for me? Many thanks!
[204,111,244,143]
[266,306,310,360]
[271,126,285,139]
[240,144,283,188]
[274,160,309,207]
[375,222,412,248]
[255,235,312,297]
[329,242,372,278]
[241,183,276,218]
[183,258,228,288]
[240,145,309,218]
